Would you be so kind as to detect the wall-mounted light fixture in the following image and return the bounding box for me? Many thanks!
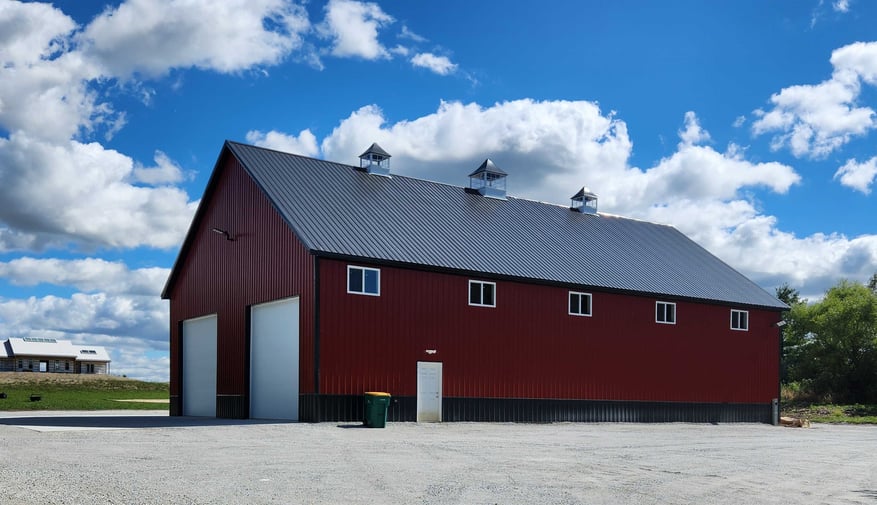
[211,227,235,241]
[775,320,787,328]
[425,349,437,355]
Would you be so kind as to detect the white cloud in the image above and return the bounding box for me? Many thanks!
[319,101,797,209]
[752,41,877,159]
[78,0,310,78]
[834,156,877,194]
[389,44,410,57]
[833,0,851,13]
[0,1,75,66]
[410,52,458,76]
[132,151,188,185]
[0,291,167,345]
[246,129,320,157]
[0,134,195,250]
[0,257,167,296]
[0,3,108,142]
[318,0,394,60]
[399,25,427,43]
[678,111,711,146]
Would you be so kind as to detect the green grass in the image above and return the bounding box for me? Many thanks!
[0,373,168,411]
[782,403,877,424]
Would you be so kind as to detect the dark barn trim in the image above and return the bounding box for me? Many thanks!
[303,395,772,424]
[300,394,416,423]
[216,394,247,419]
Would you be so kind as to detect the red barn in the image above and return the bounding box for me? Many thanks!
[161,141,787,423]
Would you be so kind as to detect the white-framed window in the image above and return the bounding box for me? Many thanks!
[469,280,496,307]
[569,291,592,316]
[731,309,749,331]
[656,301,676,324]
[347,265,380,296]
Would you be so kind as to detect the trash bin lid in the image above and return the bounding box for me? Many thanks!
[364,391,391,397]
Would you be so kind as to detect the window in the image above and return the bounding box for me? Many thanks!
[656,301,676,324]
[569,291,592,316]
[469,280,496,307]
[65,362,70,371]
[731,309,749,331]
[347,265,380,296]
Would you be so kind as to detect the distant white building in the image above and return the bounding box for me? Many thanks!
[0,337,111,374]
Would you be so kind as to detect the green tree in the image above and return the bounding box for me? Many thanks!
[776,283,806,384]
[786,280,877,403]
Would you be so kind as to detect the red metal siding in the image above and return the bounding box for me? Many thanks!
[167,154,315,399]
[319,259,779,403]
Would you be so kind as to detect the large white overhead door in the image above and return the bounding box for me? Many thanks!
[250,297,300,420]
[182,315,217,417]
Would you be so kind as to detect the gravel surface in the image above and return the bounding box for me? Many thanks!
[1,411,875,504]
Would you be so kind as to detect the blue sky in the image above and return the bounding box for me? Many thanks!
[1,0,876,381]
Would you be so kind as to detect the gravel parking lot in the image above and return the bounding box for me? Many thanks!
[1,411,875,504]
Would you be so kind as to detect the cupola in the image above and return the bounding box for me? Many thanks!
[358,143,391,176]
[571,186,598,214]
[468,159,507,200]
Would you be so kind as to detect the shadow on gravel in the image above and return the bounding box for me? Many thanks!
[0,415,289,429]
[336,423,368,429]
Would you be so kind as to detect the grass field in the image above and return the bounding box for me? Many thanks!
[0,372,168,411]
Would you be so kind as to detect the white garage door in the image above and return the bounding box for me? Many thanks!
[182,315,217,417]
[250,297,299,420]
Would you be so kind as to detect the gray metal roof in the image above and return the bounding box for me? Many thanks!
[225,141,786,310]
[359,142,391,159]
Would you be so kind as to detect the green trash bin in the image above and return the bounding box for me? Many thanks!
[363,392,391,428]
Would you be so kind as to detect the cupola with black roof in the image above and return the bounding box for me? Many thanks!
[468,158,507,200]
[359,143,391,176]
[571,186,598,214]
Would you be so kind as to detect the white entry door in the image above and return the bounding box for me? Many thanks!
[250,297,299,420]
[182,315,217,417]
[417,361,442,422]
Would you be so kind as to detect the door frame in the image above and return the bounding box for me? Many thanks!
[416,361,442,422]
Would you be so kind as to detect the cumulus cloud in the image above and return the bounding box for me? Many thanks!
[246,129,320,157]
[410,52,458,75]
[834,156,877,194]
[0,1,75,65]
[0,3,107,142]
[78,0,310,78]
[318,0,394,60]
[752,41,877,159]
[834,0,851,13]
[132,151,189,185]
[0,257,168,296]
[0,134,195,251]
[678,111,711,146]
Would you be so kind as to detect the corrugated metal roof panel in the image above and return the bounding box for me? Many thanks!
[227,141,786,309]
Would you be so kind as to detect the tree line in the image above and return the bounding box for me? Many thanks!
[776,273,877,404]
